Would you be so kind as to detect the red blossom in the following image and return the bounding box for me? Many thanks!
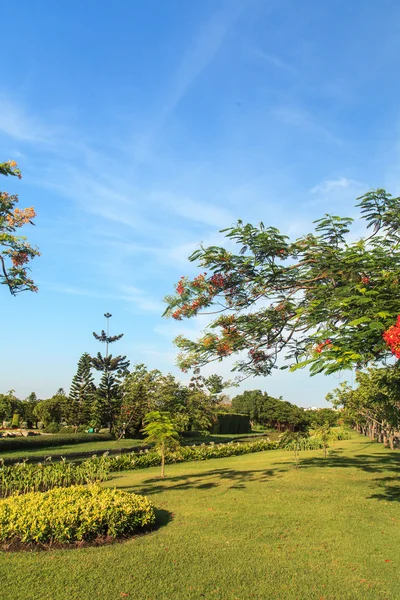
[383,316,400,359]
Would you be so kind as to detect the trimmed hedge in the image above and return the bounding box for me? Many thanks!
[0,432,113,452]
[214,413,251,435]
[0,485,155,544]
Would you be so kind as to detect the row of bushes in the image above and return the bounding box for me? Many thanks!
[0,485,155,544]
[0,457,110,497]
[0,432,113,452]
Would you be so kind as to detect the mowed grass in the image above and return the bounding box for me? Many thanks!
[1,434,400,600]
[0,432,271,460]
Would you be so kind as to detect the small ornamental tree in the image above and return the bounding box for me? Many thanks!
[0,160,40,295]
[310,424,332,459]
[164,189,400,378]
[142,411,180,478]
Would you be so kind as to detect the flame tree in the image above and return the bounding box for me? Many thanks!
[164,189,400,378]
[0,160,40,295]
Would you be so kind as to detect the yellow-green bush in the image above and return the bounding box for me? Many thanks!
[0,485,155,544]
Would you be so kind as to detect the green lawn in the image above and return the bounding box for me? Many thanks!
[1,434,400,599]
[0,432,271,460]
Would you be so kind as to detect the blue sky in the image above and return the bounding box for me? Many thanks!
[1,0,400,406]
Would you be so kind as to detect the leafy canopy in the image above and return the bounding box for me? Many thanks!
[0,160,40,295]
[164,189,400,377]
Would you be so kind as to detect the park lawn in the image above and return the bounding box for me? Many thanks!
[1,435,400,600]
[0,432,270,460]
[0,438,142,459]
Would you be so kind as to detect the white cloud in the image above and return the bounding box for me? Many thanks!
[44,283,162,313]
[157,193,235,229]
[250,48,294,72]
[272,105,341,145]
[310,177,357,195]
[0,97,57,143]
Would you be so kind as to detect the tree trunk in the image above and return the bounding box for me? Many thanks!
[389,433,394,451]
[383,430,389,448]
[161,445,165,478]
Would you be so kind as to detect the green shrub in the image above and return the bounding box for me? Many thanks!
[0,455,110,497]
[0,485,155,544]
[278,433,323,451]
[43,422,61,434]
[20,422,28,430]
[0,432,113,452]
[330,427,351,441]
[11,414,20,429]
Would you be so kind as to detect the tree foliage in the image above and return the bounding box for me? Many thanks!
[327,364,400,449]
[0,160,40,295]
[91,314,129,430]
[231,390,308,431]
[164,189,400,378]
[68,352,96,428]
[142,411,180,477]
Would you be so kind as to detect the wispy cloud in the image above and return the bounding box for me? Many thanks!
[135,4,245,159]
[250,48,294,72]
[310,177,358,195]
[44,283,162,313]
[0,97,57,143]
[272,105,341,145]
[158,193,235,228]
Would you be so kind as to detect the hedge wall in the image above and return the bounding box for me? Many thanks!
[214,413,251,435]
[0,433,114,452]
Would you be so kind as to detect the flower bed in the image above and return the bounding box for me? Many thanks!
[0,485,155,545]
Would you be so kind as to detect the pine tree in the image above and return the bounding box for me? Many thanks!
[69,352,96,429]
[91,313,129,431]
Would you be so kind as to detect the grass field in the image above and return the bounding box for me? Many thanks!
[0,432,272,460]
[1,434,399,599]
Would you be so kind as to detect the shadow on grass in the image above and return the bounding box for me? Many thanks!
[368,476,400,502]
[279,446,400,503]
[115,467,285,496]
[153,507,174,528]
[294,450,400,474]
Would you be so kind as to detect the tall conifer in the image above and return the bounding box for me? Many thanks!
[91,313,129,430]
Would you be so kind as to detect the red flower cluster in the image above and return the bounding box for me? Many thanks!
[209,273,226,288]
[216,342,232,356]
[11,252,29,267]
[249,348,267,363]
[383,316,400,359]
[361,276,370,285]
[176,277,185,295]
[192,273,207,287]
[315,339,332,354]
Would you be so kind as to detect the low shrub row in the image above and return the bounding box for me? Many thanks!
[106,439,279,472]
[0,457,110,497]
[0,432,113,452]
[0,485,155,544]
[278,436,323,451]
